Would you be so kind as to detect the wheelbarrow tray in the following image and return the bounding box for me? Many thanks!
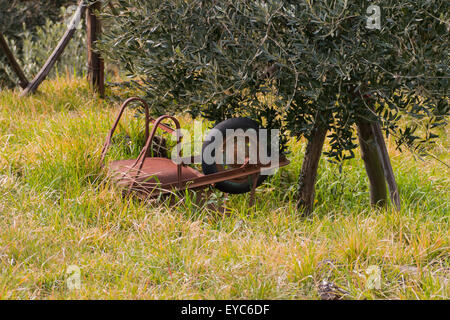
[108,156,290,198]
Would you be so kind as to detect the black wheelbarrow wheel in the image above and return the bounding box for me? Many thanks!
[201,117,268,194]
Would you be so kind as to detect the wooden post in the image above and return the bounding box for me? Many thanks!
[0,32,29,89]
[86,1,104,97]
[297,125,328,215]
[357,120,388,207]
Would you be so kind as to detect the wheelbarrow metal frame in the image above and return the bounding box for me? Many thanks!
[101,97,289,201]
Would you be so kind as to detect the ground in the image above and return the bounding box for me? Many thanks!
[0,77,448,299]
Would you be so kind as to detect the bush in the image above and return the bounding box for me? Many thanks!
[1,2,85,89]
[0,0,76,40]
[99,0,448,160]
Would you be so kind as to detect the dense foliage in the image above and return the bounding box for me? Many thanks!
[0,0,84,89]
[0,0,76,40]
[105,1,447,158]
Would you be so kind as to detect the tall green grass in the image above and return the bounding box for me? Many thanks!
[0,77,448,299]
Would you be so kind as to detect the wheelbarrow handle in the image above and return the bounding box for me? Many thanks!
[148,118,175,134]
[100,97,150,166]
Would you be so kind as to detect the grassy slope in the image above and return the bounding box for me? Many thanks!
[0,77,448,299]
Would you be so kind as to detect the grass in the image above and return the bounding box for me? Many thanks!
[0,76,448,299]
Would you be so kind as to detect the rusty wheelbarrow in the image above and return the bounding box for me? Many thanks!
[100,97,289,204]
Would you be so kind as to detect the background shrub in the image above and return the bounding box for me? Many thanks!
[0,1,85,89]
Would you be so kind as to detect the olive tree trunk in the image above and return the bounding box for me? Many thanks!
[297,125,328,215]
[356,120,388,207]
[370,122,401,210]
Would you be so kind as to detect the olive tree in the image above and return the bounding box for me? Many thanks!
[98,0,449,213]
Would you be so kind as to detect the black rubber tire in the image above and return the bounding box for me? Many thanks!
[201,117,267,194]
